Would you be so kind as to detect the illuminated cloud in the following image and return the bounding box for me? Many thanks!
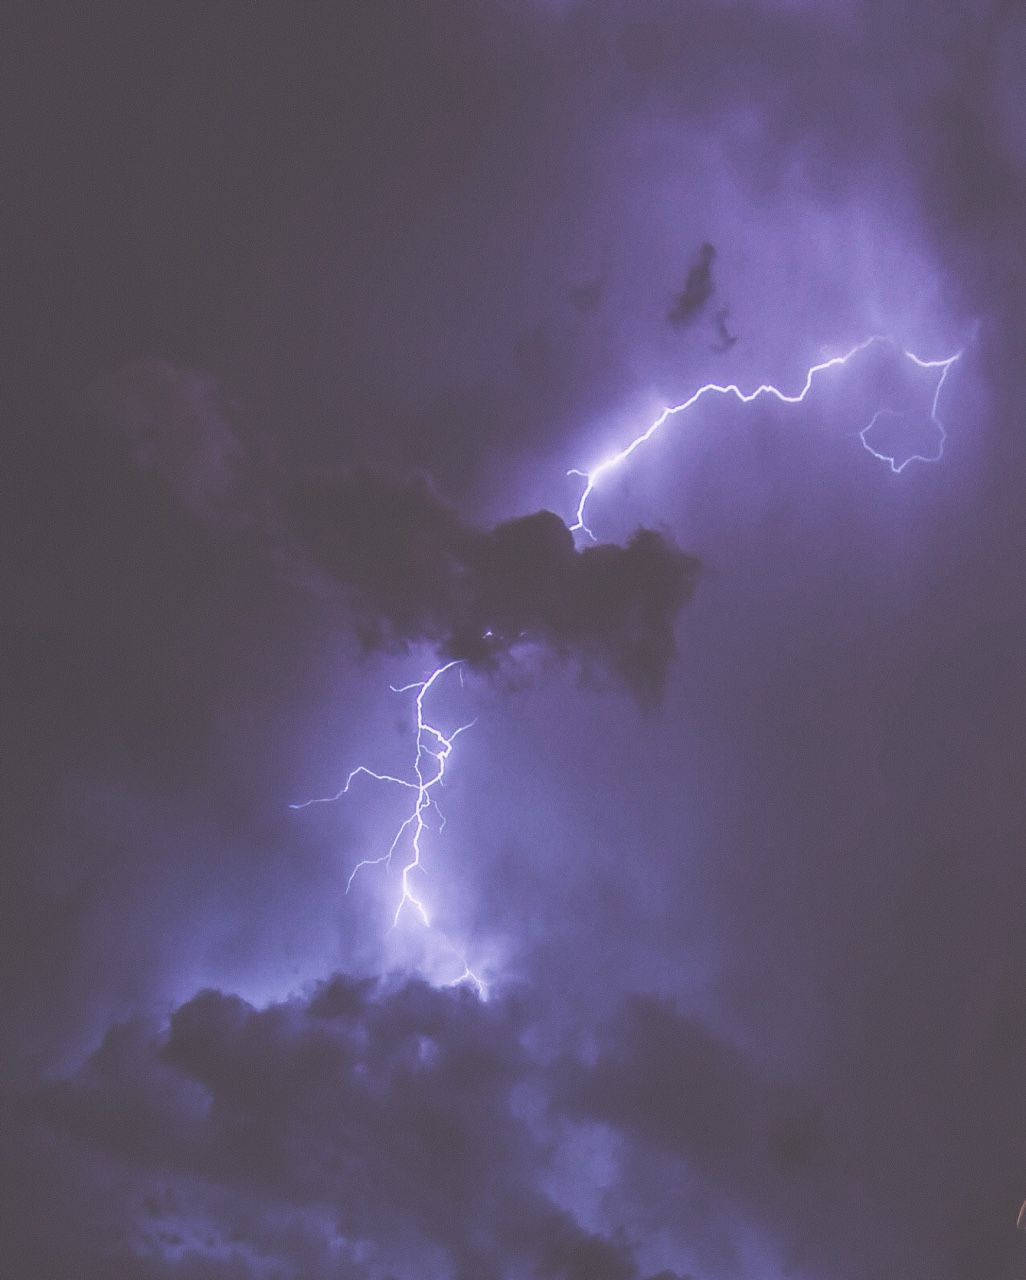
[8,977,692,1280]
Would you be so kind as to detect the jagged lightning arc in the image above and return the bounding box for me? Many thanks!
[568,335,963,540]
[292,331,962,984]
[290,660,473,929]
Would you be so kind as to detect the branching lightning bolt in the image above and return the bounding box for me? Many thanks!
[568,335,963,539]
[858,349,961,473]
[290,660,474,929]
[292,330,963,1000]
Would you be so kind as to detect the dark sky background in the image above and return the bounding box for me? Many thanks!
[3,2,1026,1277]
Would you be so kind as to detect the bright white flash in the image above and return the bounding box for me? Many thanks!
[568,336,963,539]
[290,661,474,929]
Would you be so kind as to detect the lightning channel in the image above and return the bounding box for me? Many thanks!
[290,660,474,930]
[568,336,963,539]
[292,332,962,998]
[859,349,961,473]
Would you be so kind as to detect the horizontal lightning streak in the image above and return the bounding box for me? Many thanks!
[568,335,963,539]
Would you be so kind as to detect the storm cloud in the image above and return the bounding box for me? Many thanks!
[5,1,1026,1279]
[87,360,700,700]
[6,976,692,1280]
[289,472,699,701]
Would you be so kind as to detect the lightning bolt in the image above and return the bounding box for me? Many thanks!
[293,331,963,999]
[290,660,474,929]
[859,349,961,473]
[445,958,488,1001]
[568,336,963,540]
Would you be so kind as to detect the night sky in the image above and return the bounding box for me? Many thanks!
[4,3,1026,1277]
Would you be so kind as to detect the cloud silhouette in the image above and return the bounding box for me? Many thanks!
[7,976,693,1280]
[668,243,716,328]
[289,472,699,701]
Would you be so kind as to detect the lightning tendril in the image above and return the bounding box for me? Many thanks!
[290,660,474,929]
[292,330,964,996]
[568,335,963,540]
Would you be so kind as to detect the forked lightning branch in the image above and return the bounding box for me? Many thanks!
[292,333,963,966]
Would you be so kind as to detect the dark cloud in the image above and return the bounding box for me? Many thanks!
[668,243,716,329]
[289,472,699,702]
[558,995,847,1272]
[5,3,1026,1279]
[557,862,1026,1280]
[86,361,699,702]
[6,976,688,1280]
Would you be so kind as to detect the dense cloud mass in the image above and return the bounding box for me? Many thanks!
[291,473,699,700]
[89,361,699,700]
[8,955,1026,1278]
[5,976,693,1280]
[4,0,1026,1278]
